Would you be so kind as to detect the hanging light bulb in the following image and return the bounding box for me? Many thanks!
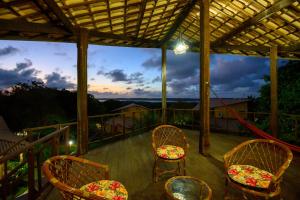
[174,32,189,55]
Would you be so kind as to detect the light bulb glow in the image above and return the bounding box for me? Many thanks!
[174,41,189,55]
[68,140,74,146]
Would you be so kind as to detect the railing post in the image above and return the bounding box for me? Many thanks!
[122,113,126,135]
[192,110,194,129]
[0,158,7,200]
[52,133,59,156]
[28,148,36,199]
[65,126,70,154]
[36,151,42,191]
[132,112,135,133]
[295,119,298,138]
[173,109,175,124]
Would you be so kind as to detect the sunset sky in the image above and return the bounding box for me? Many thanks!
[0,40,284,99]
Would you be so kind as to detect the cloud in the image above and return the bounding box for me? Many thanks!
[54,52,67,56]
[105,69,128,82]
[142,51,199,80]
[0,59,42,88]
[142,51,199,97]
[132,88,161,97]
[0,46,20,57]
[152,76,161,83]
[210,56,269,97]
[97,69,145,85]
[45,72,76,89]
[142,51,270,97]
[127,72,143,84]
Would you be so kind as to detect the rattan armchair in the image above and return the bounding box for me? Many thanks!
[224,139,293,199]
[42,155,127,200]
[152,125,188,182]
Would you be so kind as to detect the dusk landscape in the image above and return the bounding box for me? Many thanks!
[0,0,299,200]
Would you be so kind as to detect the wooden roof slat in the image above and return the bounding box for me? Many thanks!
[212,0,297,46]
[159,0,197,46]
[41,0,75,33]
[0,0,299,59]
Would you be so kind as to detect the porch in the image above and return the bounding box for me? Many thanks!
[45,129,300,200]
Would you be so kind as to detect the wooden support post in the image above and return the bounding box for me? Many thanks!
[270,46,278,137]
[28,149,36,199]
[199,0,210,155]
[77,28,89,155]
[161,45,167,124]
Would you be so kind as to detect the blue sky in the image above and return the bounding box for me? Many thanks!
[0,40,279,98]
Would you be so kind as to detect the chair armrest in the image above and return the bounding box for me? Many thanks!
[223,148,235,169]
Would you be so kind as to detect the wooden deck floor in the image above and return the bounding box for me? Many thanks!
[47,130,300,200]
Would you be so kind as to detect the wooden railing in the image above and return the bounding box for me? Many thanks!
[1,108,298,200]
[88,109,162,144]
[0,126,70,200]
[166,108,300,137]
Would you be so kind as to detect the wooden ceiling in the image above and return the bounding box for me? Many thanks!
[0,0,299,58]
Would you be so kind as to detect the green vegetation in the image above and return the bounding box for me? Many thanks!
[256,61,300,144]
[0,81,129,131]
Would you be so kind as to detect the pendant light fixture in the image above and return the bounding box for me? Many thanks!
[174,31,189,55]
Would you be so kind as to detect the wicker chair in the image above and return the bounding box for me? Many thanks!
[42,155,128,200]
[224,139,293,199]
[152,125,188,182]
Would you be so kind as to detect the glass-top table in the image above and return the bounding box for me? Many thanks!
[165,176,212,200]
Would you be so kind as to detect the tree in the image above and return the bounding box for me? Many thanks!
[0,82,105,131]
[257,61,300,114]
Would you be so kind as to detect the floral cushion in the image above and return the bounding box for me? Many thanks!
[228,165,274,189]
[156,145,185,159]
[80,180,128,200]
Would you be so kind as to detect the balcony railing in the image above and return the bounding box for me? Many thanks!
[0,109,162,200]
[0,108,299,200]
[0,126,70,200]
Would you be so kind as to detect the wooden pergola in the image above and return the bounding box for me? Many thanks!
[0,0,299,155]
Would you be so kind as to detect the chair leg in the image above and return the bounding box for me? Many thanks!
[177,162,181,175]
[183,159,186,175]
[153,159,157,182]
[224,178,229,199]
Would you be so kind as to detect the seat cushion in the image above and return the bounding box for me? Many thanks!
[156,145,185,159]
[228,165,274,189]
[80,180,128,200]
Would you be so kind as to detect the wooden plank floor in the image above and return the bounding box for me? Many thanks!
[47,130,300,200]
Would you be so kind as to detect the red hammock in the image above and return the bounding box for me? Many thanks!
[227,107,300,153]
[210,88,300,153]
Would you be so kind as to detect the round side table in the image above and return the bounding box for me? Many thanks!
[165,176,212,200]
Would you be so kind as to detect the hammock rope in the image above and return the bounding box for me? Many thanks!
[209,87,300,153]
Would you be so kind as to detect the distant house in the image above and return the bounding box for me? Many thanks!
[193,98,249,119]
[99,104,150,134]
[112,103,150,119]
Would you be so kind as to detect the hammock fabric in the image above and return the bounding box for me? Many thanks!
[227,107,300,153]
[209,88,300,153]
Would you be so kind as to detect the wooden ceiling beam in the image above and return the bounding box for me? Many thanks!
[0,19,68,34]
[0,0,30,8]
[89,30,156,44]
[42,0,75,33]
[135,0,147,37]
[280,43,300,53]
[158,0,197,47]
[212,0,296,46]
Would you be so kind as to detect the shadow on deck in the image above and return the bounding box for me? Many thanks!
[47,130,300,200]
